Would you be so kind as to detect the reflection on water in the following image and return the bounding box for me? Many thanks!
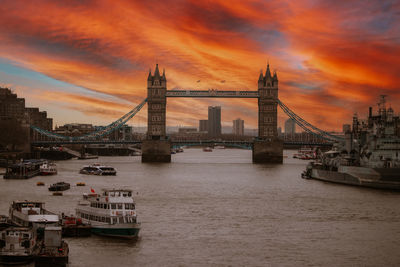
[1,149,400,266]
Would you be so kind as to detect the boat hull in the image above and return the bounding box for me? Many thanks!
[311,167,400,190]
[0,255,34,265]
[91,224,140,239]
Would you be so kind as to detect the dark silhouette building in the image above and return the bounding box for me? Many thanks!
[199,119,208,132]
[208,106,221,138]
[233,118,244,136]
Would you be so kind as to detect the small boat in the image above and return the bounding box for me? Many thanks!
[203,147,212,152]
[79,164,117,176]
[0,215,14,231]
[176,147,184,153]
[37,181,45,186]
[76,182,86,186]
[76,189,140,239]
[39,162,57,175]
[0,227,40,265]
[214,145,225,149]
[48,182,70,191]
[60,215,91,237]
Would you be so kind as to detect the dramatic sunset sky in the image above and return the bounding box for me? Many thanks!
[0,0,399,131]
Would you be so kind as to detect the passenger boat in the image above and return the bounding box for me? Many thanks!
[203,147,212,152]
[37,181,45,186]
[48,182,70,191]
[9,201,59,228]
[0,227,40,265]
[3,159,47,179]
[76,189,140,238]
[76,182,86,186]
[79,164,117,176]
[39,162,57,175]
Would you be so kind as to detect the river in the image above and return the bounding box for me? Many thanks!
[1,149,399,266]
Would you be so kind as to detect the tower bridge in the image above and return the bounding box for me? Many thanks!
[30,63,343,163]
[144,63,282,163]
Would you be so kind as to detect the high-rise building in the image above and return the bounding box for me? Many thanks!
[232,118,244,135]
[342,124,351,133]
[0,87,53,151]
[284,118,296,135]
[208,106,221,137]
[199,120,208,132]
[277,127,282,136]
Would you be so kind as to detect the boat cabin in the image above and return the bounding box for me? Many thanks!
[76,189,137,225]
[9,201,59,227]
[0,227,36,256]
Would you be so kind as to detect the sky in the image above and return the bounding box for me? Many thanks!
[0,0,399,131]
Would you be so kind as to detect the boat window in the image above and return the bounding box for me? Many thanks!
[117,204,123,209]
[104,204,108,209]
[111,204,116,209]
[106,217,111,223]
[125,204,129,210]
[110,192,115,197]
[128,192,132,197]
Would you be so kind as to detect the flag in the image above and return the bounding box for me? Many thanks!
[90,188,95,193]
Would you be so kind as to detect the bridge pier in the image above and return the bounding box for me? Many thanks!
[252,139,283,164]
[141,139,171,163]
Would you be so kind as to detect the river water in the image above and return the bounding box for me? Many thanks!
[1,149,400,266]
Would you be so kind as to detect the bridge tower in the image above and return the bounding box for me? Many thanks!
[142,64,171,162]
[253,64,283,163]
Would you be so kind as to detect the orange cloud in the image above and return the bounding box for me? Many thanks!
[0,0,399,131]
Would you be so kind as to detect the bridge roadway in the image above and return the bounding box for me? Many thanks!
[31,140,332,147]
[166,89,259,98]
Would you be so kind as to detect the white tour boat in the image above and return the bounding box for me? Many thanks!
[39,162,57,175]
[76,189,140,238]
[79,164,117,176]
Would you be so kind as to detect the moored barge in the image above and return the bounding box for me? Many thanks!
[3,159,47,179]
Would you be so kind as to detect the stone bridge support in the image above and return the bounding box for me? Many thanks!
[142,64,171,163]
[253,64,283,163]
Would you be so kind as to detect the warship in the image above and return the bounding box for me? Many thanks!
[303,95,400,190]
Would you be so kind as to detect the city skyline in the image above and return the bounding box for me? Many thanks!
[0,1,399,131]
